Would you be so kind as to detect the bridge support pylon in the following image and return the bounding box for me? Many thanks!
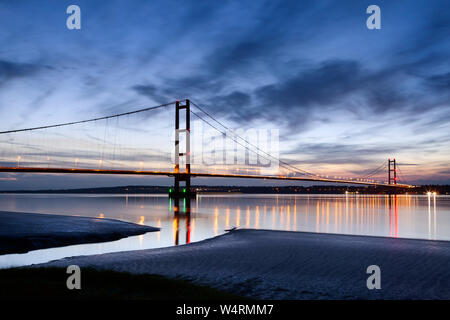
[388,158,397,186]
[388,158,397,194]
[170,99,193,214]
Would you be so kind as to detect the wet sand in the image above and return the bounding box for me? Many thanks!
[39,229,450,299]
[0,211,159,254]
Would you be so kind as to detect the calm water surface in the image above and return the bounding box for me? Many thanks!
[0,193,448,268]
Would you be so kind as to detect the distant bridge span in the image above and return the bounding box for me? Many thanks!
[0,166,414,188]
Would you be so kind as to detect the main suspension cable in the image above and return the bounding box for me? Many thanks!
[190,100,318,177]
[0,101,176,134]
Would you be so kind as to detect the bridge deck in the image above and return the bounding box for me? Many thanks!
[0,166,413,188]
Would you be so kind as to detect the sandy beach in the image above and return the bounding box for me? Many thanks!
[39,229,450,299]
[0,211,159,254]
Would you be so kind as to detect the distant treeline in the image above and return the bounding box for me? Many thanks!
[1,185,448,195]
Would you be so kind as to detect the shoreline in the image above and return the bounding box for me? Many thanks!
[0,211,159,255]
[2,184,448,195]
[38,228,450,299]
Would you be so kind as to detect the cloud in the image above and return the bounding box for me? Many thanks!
[0,60,41,86]
[256,60,361,108]
[132,84,171,104]
[424,72,450,91]
[199,91,252,121]
[396,7,450,58]
[131,54,449,144]
[286,142,400,165]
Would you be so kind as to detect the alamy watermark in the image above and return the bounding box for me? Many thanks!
[366,5,381,30]
[366,265,381,290]
[66,4,380,31]
[66,265,81,290]
[66,5,81,30]
[172,121,280,175]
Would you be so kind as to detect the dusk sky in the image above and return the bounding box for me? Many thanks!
[0,0,449,189]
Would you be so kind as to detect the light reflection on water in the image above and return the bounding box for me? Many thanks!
[0,193,448,268]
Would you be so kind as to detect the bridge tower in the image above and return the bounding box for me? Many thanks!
[388,158,397,185]
[171,99,191,205]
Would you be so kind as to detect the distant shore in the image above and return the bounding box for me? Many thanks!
[0,184,448,194]
[40,229,450,299]
[0,211,159,255]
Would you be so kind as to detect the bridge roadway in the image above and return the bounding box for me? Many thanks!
[0,166,413,188]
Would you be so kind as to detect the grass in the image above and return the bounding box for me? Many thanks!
[0,267,244,300]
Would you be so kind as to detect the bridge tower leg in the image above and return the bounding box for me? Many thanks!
[388,158,397,186]
[172,99,191,213]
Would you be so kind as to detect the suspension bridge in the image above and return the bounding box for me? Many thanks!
[0,99,413,197]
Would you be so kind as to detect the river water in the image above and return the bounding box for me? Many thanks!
[0,193,448,268]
